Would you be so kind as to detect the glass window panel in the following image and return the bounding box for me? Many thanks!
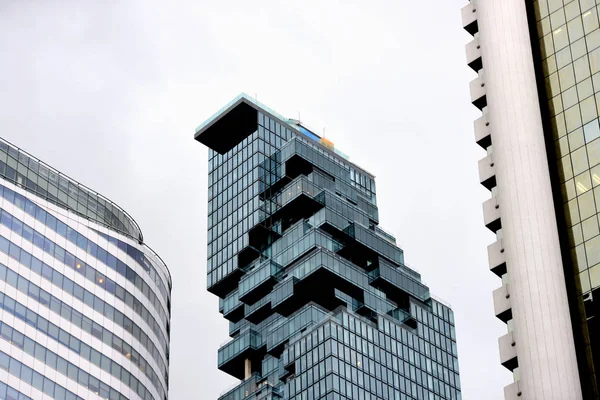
[540,16,551,37]
[573,37,589,60]
[582,215,600,240]
[588,137,600,167]
[553,113,568,138]
[551,8,567,29]
[594,72,600,93]
[575,243,589,271]
[561,154,575,182]
[578,77,595,100]
[566,198,581,225]
[554,26,570,51]
[566,1,581,21]
[572,223,584,246]
[568,16,585,42]
[591,49,600,77]
[572,146,590,175]
[583,8,600,33]
[545,54,558,77]
[548,0,563,15]
[585,232,600,266]
[557,136,570,157]
[552,94,564,114]
[548,72,562,97]
[570,127,586,150]
[586,28,600,52]
[581,0,596,13]
[542,33,555,59]
[585,119,600,142]
[590,263,600,288]
[579,270,592,293]
[575,55,592,83]
[563,86,579,109]
[564,179,578,200]
[591,164,600,186]
[566,103,583,132]
[576,171,592,194]
[581,96,598,124]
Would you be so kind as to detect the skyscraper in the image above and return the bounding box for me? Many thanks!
[196,94,461,400]
[462,0,600,398]
[0,138,171,400]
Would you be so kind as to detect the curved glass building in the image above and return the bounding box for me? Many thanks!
[196,94,461,400]
[0,138,171,400]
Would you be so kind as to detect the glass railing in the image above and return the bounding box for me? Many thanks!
[388,308,413,324]
[260,176,322,220]
[223,290,242,316]
[218,372,262,400]
[245,294,272,316]
[0,137,143,241]
[266,305,328,351]
[368,264,430,301]
[238,261,284,300]
[374,225,397,244]
[218,329,263,366]
[349,223,404,265]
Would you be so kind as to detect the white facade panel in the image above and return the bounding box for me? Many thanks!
[473,0,583,398]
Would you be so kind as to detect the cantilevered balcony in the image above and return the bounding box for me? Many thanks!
[218,372,262,400]
[218,329,264,380]
[343,223,404,266]
[266,305,328,356]
[470,72,487,110]
[474,114,491,149]
[488,240,507,277]
[478,154,496,190]
[483,197,501,233]
[239,261,284,304]
[208,267,244,298]
[368,260,430,302]
[222,290,244,323]
[388,308,418,330]
[461,2,478,36]
[504,381,522,400]
[466,34,482,72]
[493,285,512,323]
[499,332,518,371]
[244,295,274,324]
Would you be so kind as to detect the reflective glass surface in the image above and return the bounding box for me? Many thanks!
[0,141,170,400]
[534,0,600,396]
[199,100,461,400]
[0,138,142,241]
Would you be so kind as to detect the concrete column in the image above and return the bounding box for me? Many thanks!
[244,358,251,380]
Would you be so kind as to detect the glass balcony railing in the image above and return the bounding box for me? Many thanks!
[259,176,322,223]
[346,223,404,265]
[368,263,430,301]
[218,372,262,400]
[266,305,328,352]
[238,261,284,302]
[218,329,263,367]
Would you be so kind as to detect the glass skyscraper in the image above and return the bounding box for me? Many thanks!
[196,94,461,400]
[0,138,171,400]
[462,0,600,398]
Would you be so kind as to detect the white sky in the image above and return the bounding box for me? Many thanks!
[0,1,510,398]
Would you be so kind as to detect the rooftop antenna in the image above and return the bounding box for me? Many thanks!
[255,93,258,101]
[298,111,301,122]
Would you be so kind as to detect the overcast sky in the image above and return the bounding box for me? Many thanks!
[0,1,510,398]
